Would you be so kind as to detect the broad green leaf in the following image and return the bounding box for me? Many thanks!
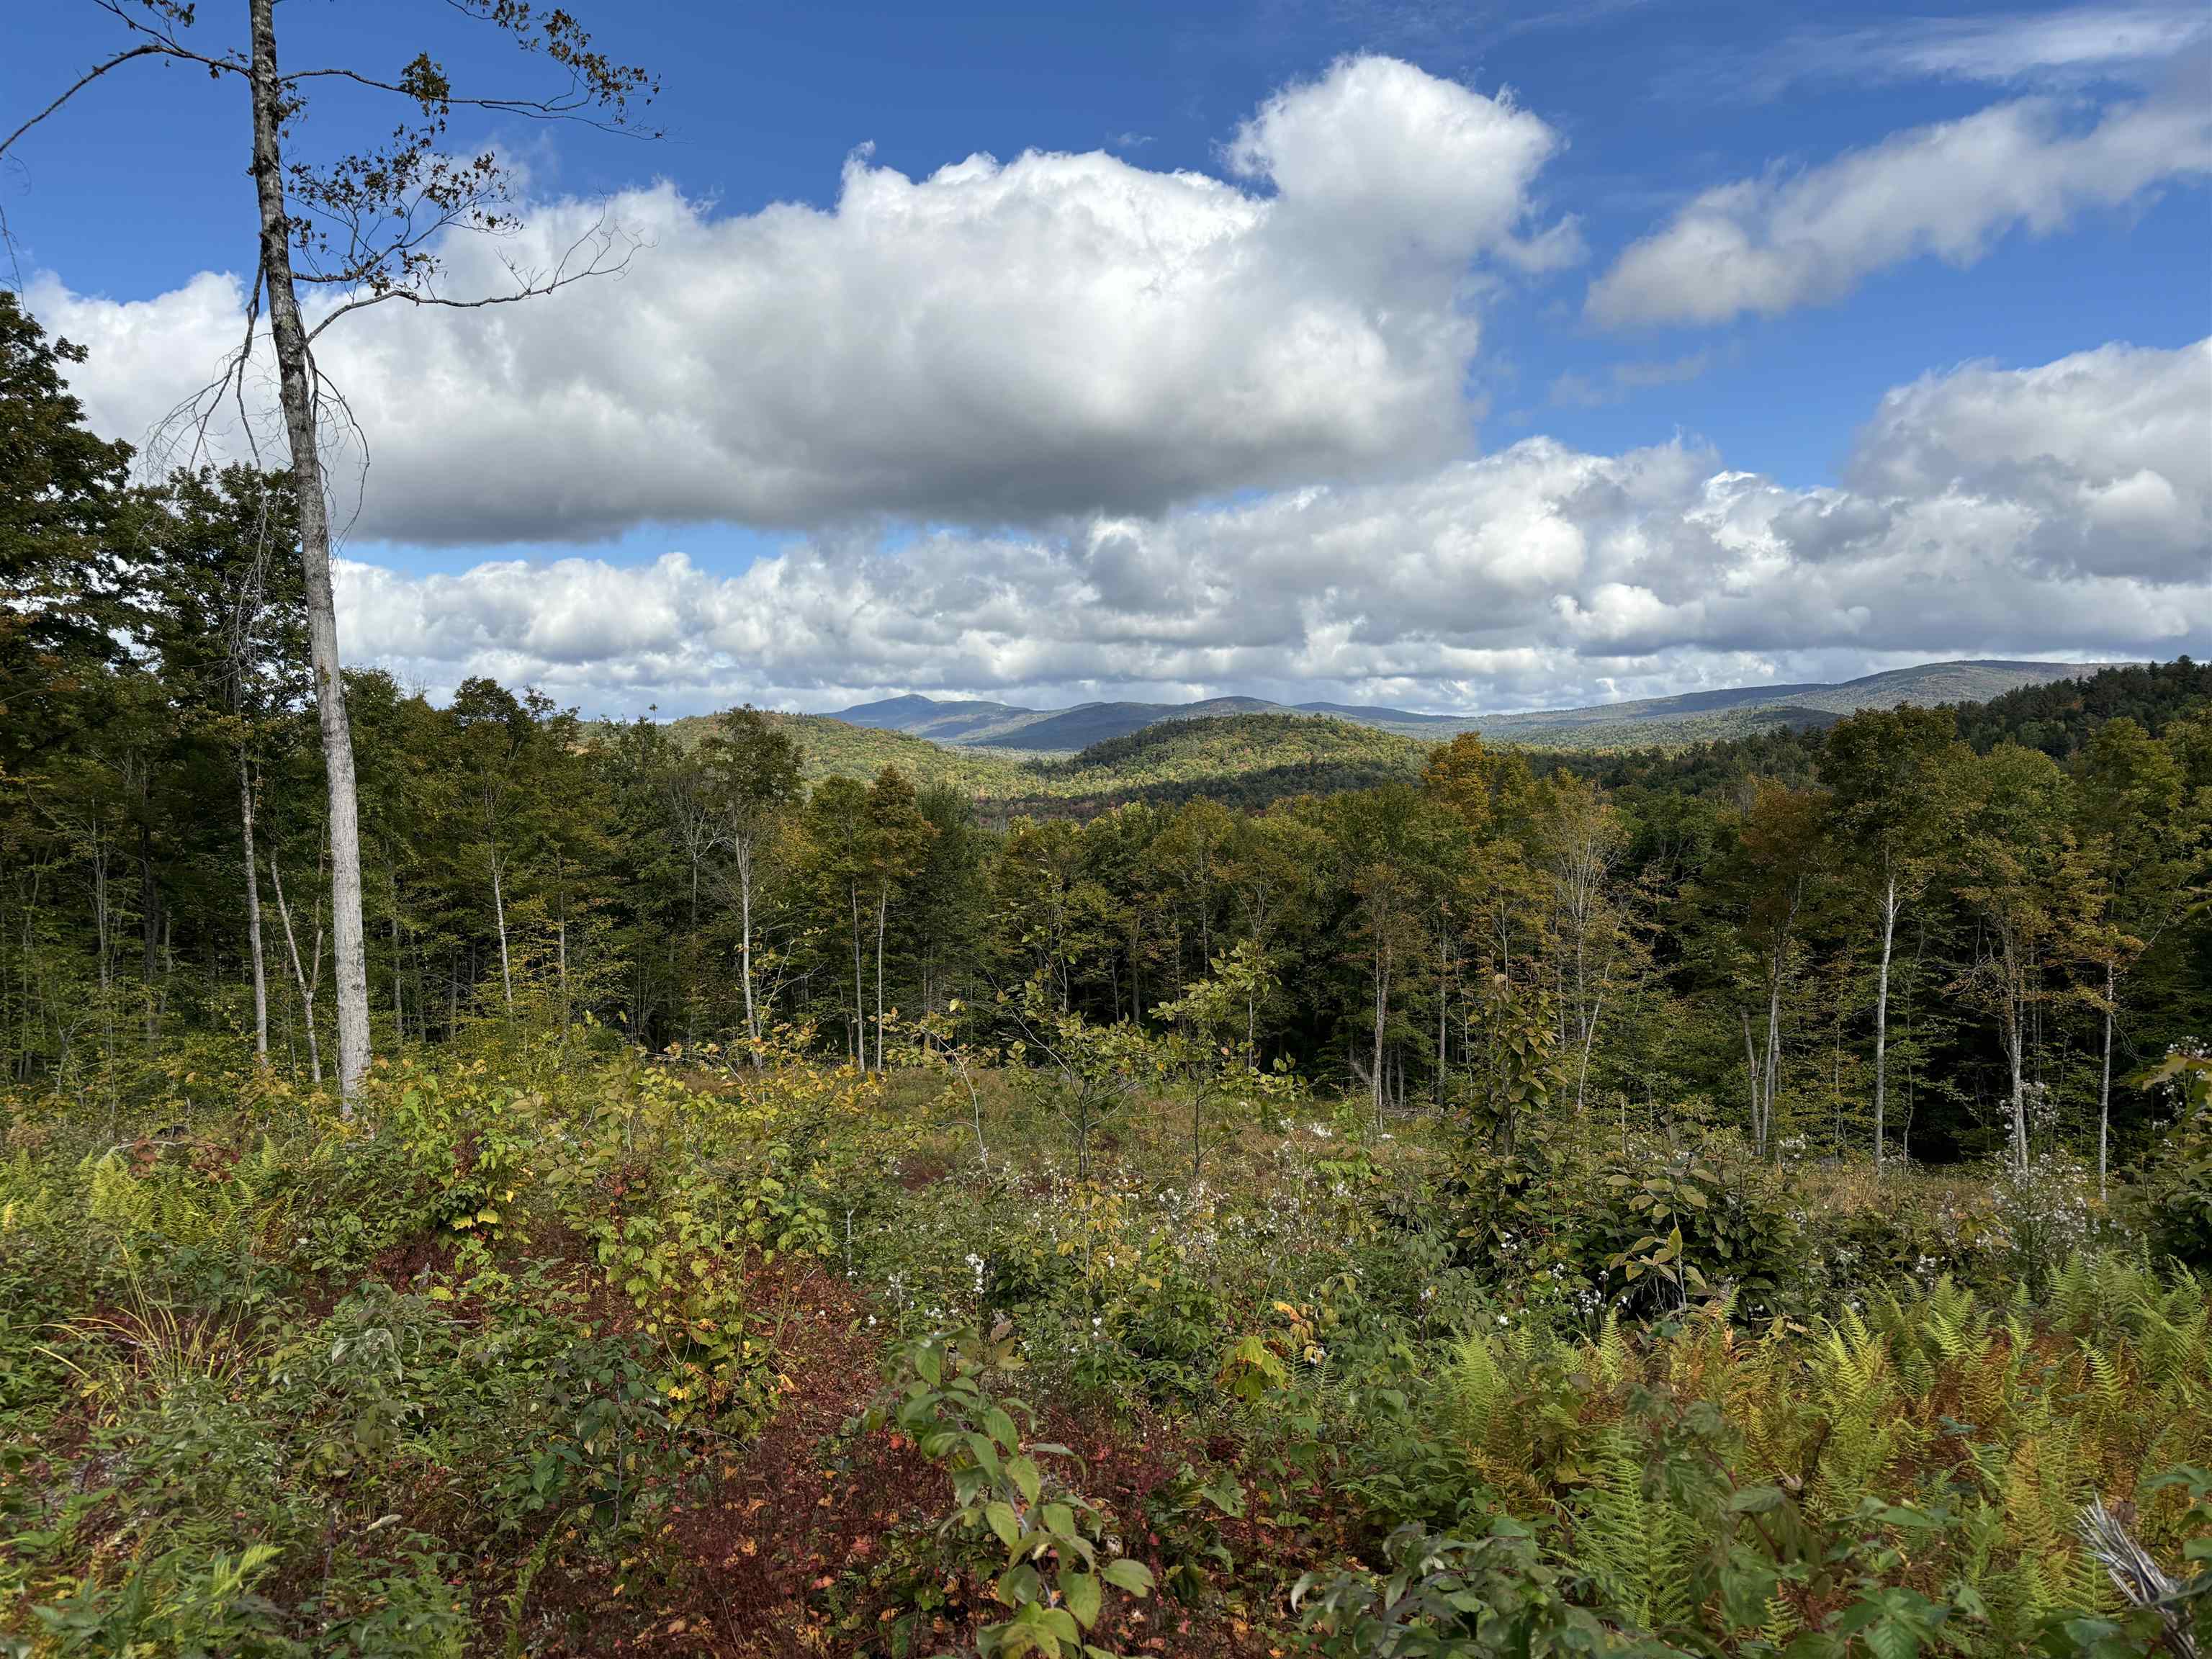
[1099,1557,1154,1596]
[1059,1568,1101,1628]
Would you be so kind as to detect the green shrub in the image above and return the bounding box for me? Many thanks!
[858,1323,1154,1658]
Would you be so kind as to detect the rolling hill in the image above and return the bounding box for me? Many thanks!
[658,709,1426,811]
[647,658,2175,821]
[830,660,2126,753]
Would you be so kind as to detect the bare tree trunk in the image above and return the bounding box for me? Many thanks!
[1372,933,1389,1136]
[875,889,887,1074]
[250,0,369,1102]
[91,840,114,1061]
[1130,917,1141,1030]
[2005,948,2028,1174]
[737,840,760,1061]
[850,882,863,1066]
[1872,871,1897,1167]
[269,853,323,1086]
[2098,959,2114,1201]
[1764,972,1781,1163]
[137,813,162,1044]
[1742,1008,1761,1152]
[240,757,269,1064]
[388,860,403,1048]
[490,853,513,1012]
[1436,981,1446,1109]
[1575,989,1606,1118]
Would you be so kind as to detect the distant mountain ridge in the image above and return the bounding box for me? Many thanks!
[830,660,2128,753]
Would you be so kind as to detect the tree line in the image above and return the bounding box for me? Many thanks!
[6,292,2209,1178]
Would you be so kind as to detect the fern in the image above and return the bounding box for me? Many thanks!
[1571,1426,1692,1635]
[1438,1331,1508,1455]
[1757,1590,1797,1650]
[85,1147,155,1236]
[1593,1310,1632,1390]
[1806,1310,1910,1522]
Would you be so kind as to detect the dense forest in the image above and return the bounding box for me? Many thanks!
[5,290,2212,1656]
[8,287,2206,1169]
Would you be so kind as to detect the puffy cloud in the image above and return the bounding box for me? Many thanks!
[1587,89,2211,327]
[35,54,1570,544]
[25,271,264,454]
[1848,338,2211,581]
[1224,54,1579,272]
[335,337,2210,717]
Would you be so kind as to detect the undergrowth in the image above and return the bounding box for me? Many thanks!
[1,1042,2206,1655]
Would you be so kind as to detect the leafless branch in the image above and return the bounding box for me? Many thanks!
[2,4,235,284]
[308,359,372,551]
[0,45,180,162]
[144,275,277,480]
[280,66,657,137]
[305,207,639,343]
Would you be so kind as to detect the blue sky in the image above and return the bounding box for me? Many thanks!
[4,0,2208,714]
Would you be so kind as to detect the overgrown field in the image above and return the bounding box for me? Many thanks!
[3,1040,2207,1658]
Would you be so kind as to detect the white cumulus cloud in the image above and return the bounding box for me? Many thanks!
[34,54,1571,544]
[331,337,2210,716]
[1587,89,2211,328]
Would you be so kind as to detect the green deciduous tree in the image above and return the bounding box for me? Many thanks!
[1822,706,1959,1166]
[2074,718,2199,1195]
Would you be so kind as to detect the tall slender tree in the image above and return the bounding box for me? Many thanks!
[1711,782,1833,1160]
[137,467,307,1065]
[1823,706,1958,1166]
[1537,771,1629,1115]
[6,1,657,1098]
[1954,745,2087,1174]
[701,709,804,1056]
[860,769,935,1074]
[2074,718,2196,1196]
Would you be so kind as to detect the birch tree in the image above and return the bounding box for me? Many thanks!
[1822,706,1957,1167]
[4,1,657,1100]
[2073,718,2196,1197]
[449,678,537,1016]
[1538,771,1628,1115]
[1328,784,1449,1133]
[139,467,307,1065]
[1954,744,2087,1174]
[701,708,802,1057]
[860,769,935,1074]
[1714,782,1832,1160]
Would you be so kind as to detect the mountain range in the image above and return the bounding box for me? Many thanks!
[830,660,2126,753]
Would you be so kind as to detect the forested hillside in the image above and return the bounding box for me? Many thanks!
[6,291,2212,1655]
[827,662,2120,754]
[6,274,2208,1238]
[668,710,1035,794]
